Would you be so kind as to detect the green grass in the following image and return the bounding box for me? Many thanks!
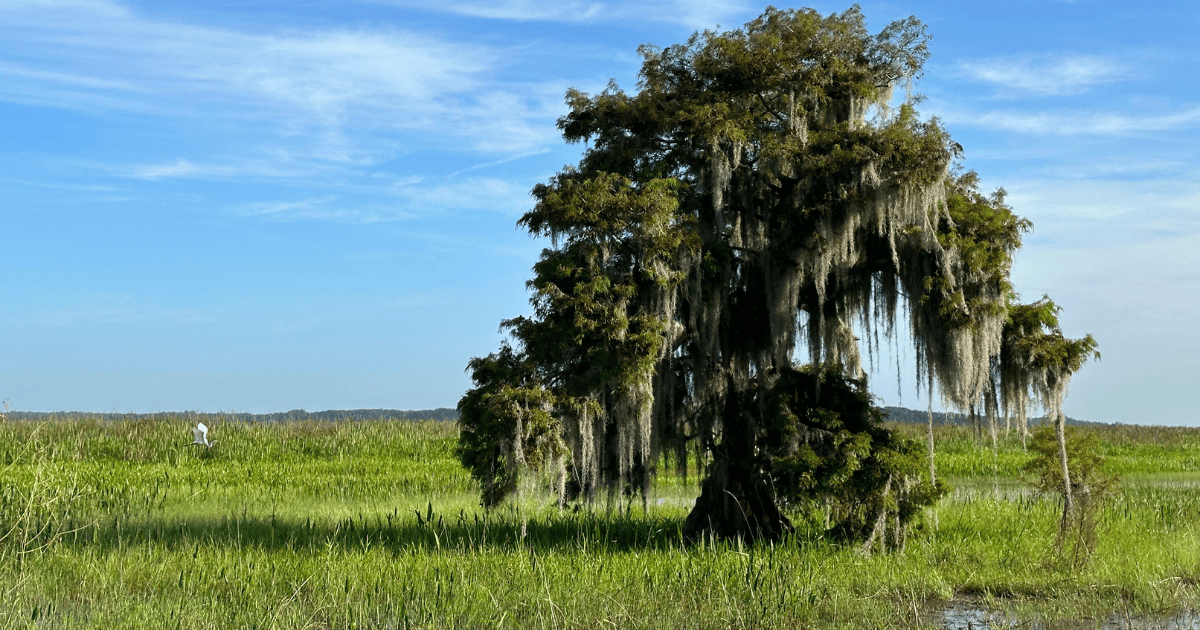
[889,421,1200,478]
[3,417,1200,629]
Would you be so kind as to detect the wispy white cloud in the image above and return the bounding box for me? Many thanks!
[130,159,199,180]
[0,61,141,91]
[957,53,1133,96]
[0,2,490,117]
[0,0,560,163]
[941,104,1200,136]
[237,196,408,223]
[1005,177,1200,243]
[0,292,224,328]
[391,176,532,216]
[2,178,121,192]
[664,0,751,30]
[363,0,751,29]
[236,175,533,223]
[0,0,131,19]
[375,0,606,22]
[1035,158,1194,180]
[446,148,551,178]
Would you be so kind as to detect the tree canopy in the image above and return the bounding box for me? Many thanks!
[457,6,1096,545]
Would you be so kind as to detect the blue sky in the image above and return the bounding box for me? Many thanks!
[2,0,1198,424]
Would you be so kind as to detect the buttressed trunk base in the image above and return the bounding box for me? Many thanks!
[683,453,793,542]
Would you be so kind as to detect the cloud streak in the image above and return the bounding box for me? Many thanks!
[0,2,490,118]
[957,53,1134,96]
[1005,177,1200,250]
[0,292,224,328]
[0,0,562,164]
[941,104,1200,136]
[364,0,751,29]
[131,159,199,180]
[235,175,532,222]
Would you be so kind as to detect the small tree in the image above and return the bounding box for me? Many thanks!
[1022,425,1117,567]
[458,6,1095,546]
[1000,298,1100,529]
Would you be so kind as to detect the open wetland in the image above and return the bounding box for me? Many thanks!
[3,418,1200,629]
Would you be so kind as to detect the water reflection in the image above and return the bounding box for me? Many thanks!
[941,604,1199,629]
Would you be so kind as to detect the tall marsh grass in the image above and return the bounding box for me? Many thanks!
[2,416,1199,628]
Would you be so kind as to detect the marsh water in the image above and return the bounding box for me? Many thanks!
[939,603,1200,629]
[937,475,1200,629]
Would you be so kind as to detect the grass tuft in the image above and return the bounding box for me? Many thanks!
[2,417,1199,628]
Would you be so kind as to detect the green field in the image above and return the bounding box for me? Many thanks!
[3,417,1200,629]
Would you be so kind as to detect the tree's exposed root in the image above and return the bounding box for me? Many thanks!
[683,456,793,543]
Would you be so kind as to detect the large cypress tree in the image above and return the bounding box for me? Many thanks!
[457,6,1096,545]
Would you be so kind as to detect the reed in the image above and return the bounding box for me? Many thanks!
[2,416,1198,628]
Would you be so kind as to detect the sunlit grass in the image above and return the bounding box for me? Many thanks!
[3,416,1200,628]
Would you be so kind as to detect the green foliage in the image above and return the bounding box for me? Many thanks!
[462,4,953,528]
[1003,298,1100,375]
[459,4,1095,551]
[996,296,1100,444]
[764,367,946,547]
[456,345,567,507]
[1022,425,1119,567]
[1022,426,1116,498]
[918,172,1030,328]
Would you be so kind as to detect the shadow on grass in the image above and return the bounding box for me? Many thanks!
[46,506,726,554]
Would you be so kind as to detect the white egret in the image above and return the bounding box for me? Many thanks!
[191,422,217,448]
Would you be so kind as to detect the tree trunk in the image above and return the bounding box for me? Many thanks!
[1055,409,1074,529]
[683,388,794,543]
[860,475,893,554]
[926,401,936,486]
[926,401,939,530]
[683,452,793,542]
[985,373,998,457]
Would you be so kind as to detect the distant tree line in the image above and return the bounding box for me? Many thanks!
[880,407,1093,428]
[4,408,461,422]
[6,405,1102,428]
